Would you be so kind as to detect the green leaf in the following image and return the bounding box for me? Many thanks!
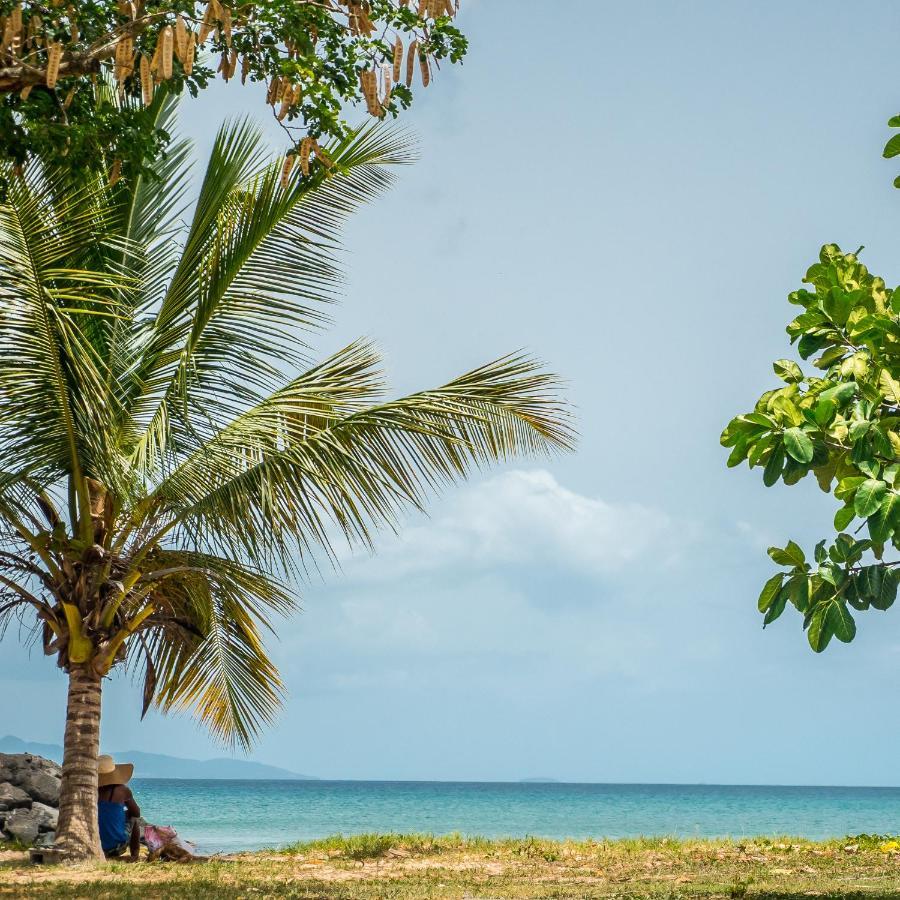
[834,504,855,531]
[783,427,814,463]
[757,573,785,612]
[813,398,836,427]
[854,479,887,518]
[773,359,803,383]
[763,444,784,486]
[868,492,899,544]
[880,370,900,406]
[865,566,899,611]
[818,381,858,406]
[763,592,788,626]
[768,540,806,568]
[884,133,900,158]
[807,598,855,652]
[835,476,866,501]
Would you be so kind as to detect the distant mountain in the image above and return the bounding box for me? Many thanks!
[0,735,316,780]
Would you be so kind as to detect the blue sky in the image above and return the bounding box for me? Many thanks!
[5,1,900,784]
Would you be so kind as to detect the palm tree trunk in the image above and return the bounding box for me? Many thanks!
[54,665,104,860]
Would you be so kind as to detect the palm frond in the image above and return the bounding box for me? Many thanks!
[153,353,573,568]
[132,551,293,749]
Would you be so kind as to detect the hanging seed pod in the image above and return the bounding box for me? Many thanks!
[183,35,195,75]
[63,85,75,108]
[45,41,62,88]
[280,153,294,187]
[360,68,380,116]
[277,84,292,118]
[419,50,430,87]
[292,83,302,105]
[20,83,32,100]
[241,53,250,84]
[314,142,334,169]
[266,75,280,105]
[149,38,161,75]
[221,5,232,46]
[9,4,22,53]
[405,39,417,88]
[114,34,133,81]
[198,3,215,43]
[174,15,188,62]
[109,158,122,187]
[392,36,403,82]
[159,25,173,80]
[299,137,312,177]
[380,62,392,105]
[417,0,427,15]
[140,54,153,104]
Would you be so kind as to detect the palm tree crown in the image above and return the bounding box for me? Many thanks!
[0,106,573,757]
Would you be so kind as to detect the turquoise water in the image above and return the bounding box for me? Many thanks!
[130,780,900,854]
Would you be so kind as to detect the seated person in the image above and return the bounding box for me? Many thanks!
[97,755,142,861]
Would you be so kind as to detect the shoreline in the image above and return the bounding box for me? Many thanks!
[2,833,899,898]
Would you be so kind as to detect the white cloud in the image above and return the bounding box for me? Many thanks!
[338,468,691,583]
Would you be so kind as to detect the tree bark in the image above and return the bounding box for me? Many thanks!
[54,665,104,861]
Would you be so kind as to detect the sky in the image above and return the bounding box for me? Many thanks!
[5,1,900,785]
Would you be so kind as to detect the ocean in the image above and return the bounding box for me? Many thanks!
[130,779,900,854]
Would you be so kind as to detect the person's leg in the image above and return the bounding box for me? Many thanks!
[128,819,141,861]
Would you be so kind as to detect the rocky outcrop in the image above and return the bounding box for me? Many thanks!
[0,754,61,846]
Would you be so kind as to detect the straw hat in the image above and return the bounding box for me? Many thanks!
[97,755,134,787]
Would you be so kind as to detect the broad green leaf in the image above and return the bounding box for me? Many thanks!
[833,504,855,531]
[835,476,866,501]
[884,133,900,158]
[783,427,814,463]
[854,479,887,518]
[757,573,784,612]
[807,598,855,652]
[763,592,787,626]
[880,370,900,406]
[763,445,784,487]
[818,381,858,406]
[768,540,806,568]
[773,359,803,383]
[813,398,836,427]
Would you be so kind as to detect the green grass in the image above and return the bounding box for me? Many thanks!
[3,833,900,898]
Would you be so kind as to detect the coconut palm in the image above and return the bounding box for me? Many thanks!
[0,109,572,860]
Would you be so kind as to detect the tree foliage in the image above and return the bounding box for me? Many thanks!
[0,1,467,181]
[0,108,572,748]
[722,244,900,652]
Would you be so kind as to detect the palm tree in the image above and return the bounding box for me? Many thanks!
[0,108,572,860]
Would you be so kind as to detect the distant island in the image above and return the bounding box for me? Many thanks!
[0,735,317,781]
[518,777,560,784]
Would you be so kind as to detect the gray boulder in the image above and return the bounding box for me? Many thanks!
[4,808,42,844]
[18,770,60,806]
[0,754,62,846]
[30,803,58,832]
[0,782,30,810]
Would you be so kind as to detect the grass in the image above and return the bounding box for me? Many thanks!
[2,833,900,898]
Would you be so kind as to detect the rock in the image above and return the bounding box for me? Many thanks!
[4,808,41,844]
[30,802,57,832]
[0,755,62,806]
[0,782,31,810]
[17,770,60,806]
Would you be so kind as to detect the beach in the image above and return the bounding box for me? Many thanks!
[3,834,900,898]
